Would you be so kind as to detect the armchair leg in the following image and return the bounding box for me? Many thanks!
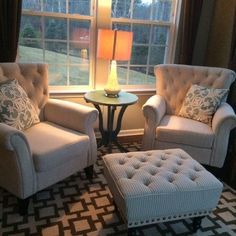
[17,197,30,216]
[84,165,94,179]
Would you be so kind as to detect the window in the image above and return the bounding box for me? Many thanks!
[19,0,95,90]
[19,0,180,92]
[112,0,179,87]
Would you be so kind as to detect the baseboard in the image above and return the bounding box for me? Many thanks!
[118,128,144,137]
[95,128,144,143]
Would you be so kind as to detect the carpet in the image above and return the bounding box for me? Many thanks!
[0,142,236,236]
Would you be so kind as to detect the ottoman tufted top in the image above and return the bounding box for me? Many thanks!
[102,149,223,227]
[103,149,221,197]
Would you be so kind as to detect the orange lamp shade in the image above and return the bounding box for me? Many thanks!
[97,29,133,61]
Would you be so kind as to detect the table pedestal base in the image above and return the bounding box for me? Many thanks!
[95,104,128,153]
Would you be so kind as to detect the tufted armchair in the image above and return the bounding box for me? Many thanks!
[0,63,98,214]
[142,64,236,168]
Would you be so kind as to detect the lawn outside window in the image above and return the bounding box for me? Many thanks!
[19,0,95,92]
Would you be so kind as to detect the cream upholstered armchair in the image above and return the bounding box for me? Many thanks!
[142,64,236,168]
[0,63,98,214]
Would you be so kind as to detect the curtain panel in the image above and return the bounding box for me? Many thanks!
[0,0,22,62]
[229,8,236,72]
[175,0,203,65]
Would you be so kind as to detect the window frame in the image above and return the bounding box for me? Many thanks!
[19,0,181,94]
[19,0,97,93]
[111,0,181,90]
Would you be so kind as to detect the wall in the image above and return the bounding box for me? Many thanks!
[54,93,152,137]
[205,0,236,67]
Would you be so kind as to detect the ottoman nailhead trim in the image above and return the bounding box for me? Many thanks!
[127,211,212,228]
[103,149,223,229]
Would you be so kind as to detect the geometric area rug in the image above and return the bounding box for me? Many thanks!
[0,142,236,236]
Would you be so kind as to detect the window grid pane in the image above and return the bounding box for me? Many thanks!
[20,0,93,87]
[112,0,174,86]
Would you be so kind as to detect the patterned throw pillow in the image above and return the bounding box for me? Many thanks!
[0,79,40,131]
[179,84,228,126]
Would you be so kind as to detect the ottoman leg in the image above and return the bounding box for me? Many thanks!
[18,197,30,215]
[192,216,204,232]
[113,199,118,211]
[127,228,137,236]
[84,165,94,179]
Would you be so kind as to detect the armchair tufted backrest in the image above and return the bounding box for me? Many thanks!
[0,63,49,119]
[155,64,236,115]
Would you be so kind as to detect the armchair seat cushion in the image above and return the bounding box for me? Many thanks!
[25,122,89,172]
[156,115,214,148]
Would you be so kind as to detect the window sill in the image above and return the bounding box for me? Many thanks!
[50,88,156,98]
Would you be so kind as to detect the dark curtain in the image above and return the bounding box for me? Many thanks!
[0,0,22,62]
[229,8,236,72]
[176,0,203,65]
[227,8,236,110]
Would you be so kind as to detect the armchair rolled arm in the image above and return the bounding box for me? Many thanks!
[44,99,99,165]
[0,123,36,198]
[44,99,98,134]
[142,95,166,126]
[0,123,29,151]
[142,95,166,150]
[211,103,236,167]
[212,103,236,133]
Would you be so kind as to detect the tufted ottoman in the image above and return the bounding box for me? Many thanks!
[102,149,223,233]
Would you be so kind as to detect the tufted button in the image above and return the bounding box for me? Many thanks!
[167,176,174,183]
[194,166,202,172]
[179,155,187,160]
[155,162,162,167]
[28,93,33,99]
[147,152,152,156]
[164,151,171,154]
[144,179,151,186]
[161,155,166,160]
[177,160,183,165]
[43,89,48,95]
[119,160,125,165]
[150,170,157,176]
[127,173,134,179]
[127,154,133,158]
[173,168,179,174]
[32,80,38,86]
[134,164,140,169]
[190,175,197,181]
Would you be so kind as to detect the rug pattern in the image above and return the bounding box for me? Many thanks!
[0,142,236,236]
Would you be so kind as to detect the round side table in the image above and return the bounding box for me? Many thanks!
[84,90,138,153]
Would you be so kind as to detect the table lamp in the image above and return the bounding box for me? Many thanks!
[97,29,133,97]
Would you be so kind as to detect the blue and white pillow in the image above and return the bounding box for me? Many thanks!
[0,79,40,131]
[179,84,228,126]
